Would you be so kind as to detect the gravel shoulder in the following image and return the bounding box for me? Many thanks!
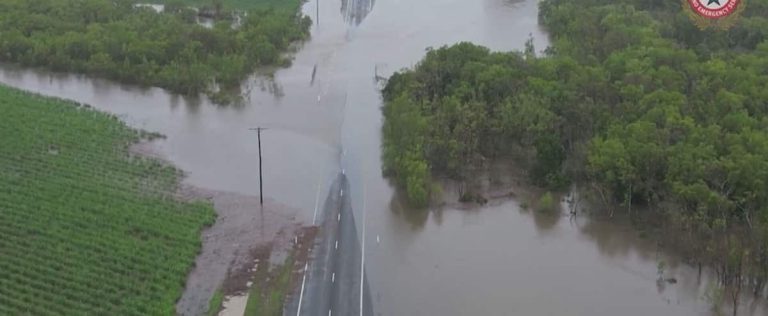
[175,187,302,316]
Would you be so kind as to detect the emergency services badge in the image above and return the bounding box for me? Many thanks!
[683,0,745,30]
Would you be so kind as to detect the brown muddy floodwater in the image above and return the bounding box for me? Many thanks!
[1,0,767,315]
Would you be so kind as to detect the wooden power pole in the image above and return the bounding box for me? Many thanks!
[249,127,266,205]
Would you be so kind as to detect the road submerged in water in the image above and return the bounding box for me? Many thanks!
[283,173,373,316]
[1,0,767,315]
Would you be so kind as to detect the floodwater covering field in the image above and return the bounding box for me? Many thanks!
[0,0,766,315]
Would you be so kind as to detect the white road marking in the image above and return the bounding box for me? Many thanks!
[360,183,367,316]
[296,263,309,316]
[337,213,340,222]
[329,310,332,316]
[332,272,335,283]
[376,235,380,244]
[335,240,338,249]
[342,169,345,175]
[312,182,321,225]
[340,188,344,197]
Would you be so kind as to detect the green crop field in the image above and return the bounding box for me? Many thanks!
[0,85,215,315]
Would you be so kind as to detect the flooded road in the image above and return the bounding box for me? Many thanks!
[1,0,766,315]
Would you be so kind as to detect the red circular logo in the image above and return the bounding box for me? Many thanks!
[687,0,741,18]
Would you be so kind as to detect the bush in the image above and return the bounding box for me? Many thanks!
[0,0,310,101]
[537,192,557,213]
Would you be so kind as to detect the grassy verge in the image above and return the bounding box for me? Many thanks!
[206,288,225,316]
[0,84,215,315]
[243,255,296,316]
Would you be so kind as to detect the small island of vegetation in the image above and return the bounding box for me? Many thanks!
[0,0,311,100]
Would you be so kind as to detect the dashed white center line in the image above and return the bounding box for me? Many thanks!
[340,188,344,197]
[332,272,335,283]
[329,309,332,316]
[337,213,340,222]
[335,240,338,249]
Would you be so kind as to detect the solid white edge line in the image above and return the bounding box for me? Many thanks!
[312,182,321,225]
[296,263,309,316]
[360,182,367,316]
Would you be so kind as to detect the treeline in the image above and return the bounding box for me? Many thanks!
[382,0,768,301]
[0,0,310,98]
[153,0,293,11]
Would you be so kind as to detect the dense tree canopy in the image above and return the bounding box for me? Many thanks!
[383,0,768,297]
[153,0,294,11]
[0,0,310,99]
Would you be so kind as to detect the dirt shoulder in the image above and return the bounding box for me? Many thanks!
[175,187,302,316]
[131,140,313,316]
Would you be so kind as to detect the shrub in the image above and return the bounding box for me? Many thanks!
[537,192,557,213]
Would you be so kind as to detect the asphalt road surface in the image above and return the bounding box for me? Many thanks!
[286,174,374,316]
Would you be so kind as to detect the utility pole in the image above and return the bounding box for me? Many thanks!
[249,127,267,205]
